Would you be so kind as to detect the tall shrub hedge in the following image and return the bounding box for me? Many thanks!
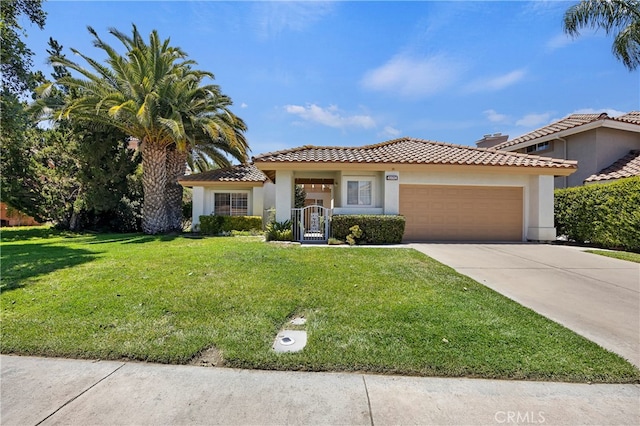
[331,215,405,244]
[199,215,263,235]
[555,177,640,251]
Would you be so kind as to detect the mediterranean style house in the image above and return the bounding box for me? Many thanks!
[477,111,640,188]
[180,137,577,243]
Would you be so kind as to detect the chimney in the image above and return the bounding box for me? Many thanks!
[475,133,509,149]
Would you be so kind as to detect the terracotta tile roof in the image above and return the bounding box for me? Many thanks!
[253,137,577,170]
[494,112,640,150]
[584,150,640,183]
[616,111,640,124]
[494,113,606,150]
[178,164,268,183]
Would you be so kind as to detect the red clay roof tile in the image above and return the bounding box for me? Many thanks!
[252,137,577,170]
[616,111,640,125]
[584,150,640,183]
[495,112,640,150]
[179,164,268,183]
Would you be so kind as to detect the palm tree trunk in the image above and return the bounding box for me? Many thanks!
[165,144,187,232]
[141,141,169,234]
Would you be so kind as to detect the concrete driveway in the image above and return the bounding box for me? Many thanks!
[410,243,640,368]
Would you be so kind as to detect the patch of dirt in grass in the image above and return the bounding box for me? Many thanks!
[189,346,224,367]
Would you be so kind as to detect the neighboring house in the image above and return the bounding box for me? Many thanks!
[181,137,577,242]
[0,202,40,227]
[584,150,640,183]
[482,112,640,188]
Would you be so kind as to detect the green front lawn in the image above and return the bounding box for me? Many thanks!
[586,249,640,263]
[2,227,638,383]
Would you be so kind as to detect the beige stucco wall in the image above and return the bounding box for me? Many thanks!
[275,170,294,222]
[590,127,640,180]
[191,185,264,229]
[270,167,558,241]
[263,182,276,210]
[303,187,332,207]
[335,170,384,215]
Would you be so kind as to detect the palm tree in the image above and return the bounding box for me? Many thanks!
[35,25,249,233]
[564,0,640,71]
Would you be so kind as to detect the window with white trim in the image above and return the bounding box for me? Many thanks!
[347,180,372,205]
[526,141,551,154]
[214,193,248,216]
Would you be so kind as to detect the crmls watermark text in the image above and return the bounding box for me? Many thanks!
[495,411,546,424]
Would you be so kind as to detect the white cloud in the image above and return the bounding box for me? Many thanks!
[515,112,553,128]
[379,126,402,138]
[254,2,335,39]
[285,104,376,129]
[484,109,508,123]
[546,33,574,51]
[240,103,248,109]
[546,27,600,51]
[361,54,464,98]
[466,69,526,93]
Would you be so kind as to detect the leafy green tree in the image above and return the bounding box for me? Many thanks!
[3,120,140,231]
[4,37,141,231]
[40,38,142,231]
[27,126,82,227]
[294,185,307,208]
[564,0,640,70]
[1,0,47,215]
[1,0,47,94]
[35,25,249,234]
[1,121,41,219]
[71,125,143,231]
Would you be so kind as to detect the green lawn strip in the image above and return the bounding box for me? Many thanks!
[585,249,640,264]
[1,228,638,383]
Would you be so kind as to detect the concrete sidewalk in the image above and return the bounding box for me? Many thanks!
[1,355,639,426]
[410,243,640,368]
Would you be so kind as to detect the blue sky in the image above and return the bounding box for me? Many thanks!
[25,1,639,156]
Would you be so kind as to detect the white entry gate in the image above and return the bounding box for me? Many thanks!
[291,205,332,243]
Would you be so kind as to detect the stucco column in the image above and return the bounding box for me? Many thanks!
[252,186,264,217]
[527,175,556,241]
[384,171,400,215]
[191,186,205,230]
[275,170,293,223]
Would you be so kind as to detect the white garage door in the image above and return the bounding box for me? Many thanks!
[400,185,523,241]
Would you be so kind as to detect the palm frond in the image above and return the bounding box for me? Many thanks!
[564,0,640,71]
[613,19,640,69]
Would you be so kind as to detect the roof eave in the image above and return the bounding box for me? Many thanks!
[253,160,577,176]
[499,120,640,152]
[178,180,265,188]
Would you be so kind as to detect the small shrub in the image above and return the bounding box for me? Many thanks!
[327,237,344,245]
[345,225,363,246]
[199,215,263,235]
[555,177,640,251]
[265,220,293,242]
[332,215,405,244]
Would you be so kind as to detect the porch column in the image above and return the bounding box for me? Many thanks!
[384,171,400,215]
[192,186,205,230]
[275,170,293,223]
[527,174,556,241]
[252,186,264,216]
